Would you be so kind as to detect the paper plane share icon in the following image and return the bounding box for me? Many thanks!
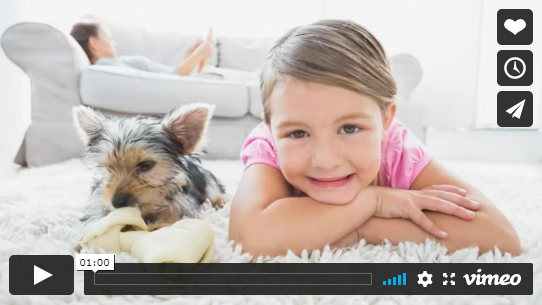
[497,91,533,127]
[506,99,525,119]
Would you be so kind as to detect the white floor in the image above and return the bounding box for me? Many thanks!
[0,157,541,304]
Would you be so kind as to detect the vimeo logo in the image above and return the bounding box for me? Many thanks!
[464,269,521,286]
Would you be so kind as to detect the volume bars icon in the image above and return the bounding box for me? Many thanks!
[383,273,406,285]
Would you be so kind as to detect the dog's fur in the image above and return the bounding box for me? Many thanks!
[73,103,229,231]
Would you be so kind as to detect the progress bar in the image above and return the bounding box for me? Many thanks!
[93,272,372,285]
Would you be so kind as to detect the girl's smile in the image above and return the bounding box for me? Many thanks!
[308,173,355,188]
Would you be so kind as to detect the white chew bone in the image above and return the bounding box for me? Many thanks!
[79,207,214,263]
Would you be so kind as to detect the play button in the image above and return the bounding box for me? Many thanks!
[34,265,52,285]
[9,255,74,295]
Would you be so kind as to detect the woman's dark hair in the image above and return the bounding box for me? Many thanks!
[70,22,100,61]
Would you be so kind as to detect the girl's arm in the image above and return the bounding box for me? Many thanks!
[341,159,522,256]
[228,164,379,257]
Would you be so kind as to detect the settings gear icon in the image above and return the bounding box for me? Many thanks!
[417,271,433,287]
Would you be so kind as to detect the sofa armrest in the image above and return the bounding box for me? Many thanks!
[1,22,91,167]
[1,22,90,122]
[389,53,423,104]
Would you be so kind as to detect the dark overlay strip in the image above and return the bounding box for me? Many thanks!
[84,263,532,295]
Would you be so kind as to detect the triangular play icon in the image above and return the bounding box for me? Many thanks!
[34,265,52,285]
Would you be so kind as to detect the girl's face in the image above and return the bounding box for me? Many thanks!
[269,79,395,205]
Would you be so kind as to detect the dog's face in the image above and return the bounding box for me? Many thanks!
[73,103,215,225]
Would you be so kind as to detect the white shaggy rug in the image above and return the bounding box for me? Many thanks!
[0,158,541,305]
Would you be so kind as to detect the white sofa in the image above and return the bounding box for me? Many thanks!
[1,21,424,167]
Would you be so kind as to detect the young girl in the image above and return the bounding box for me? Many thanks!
[228,19,521,258]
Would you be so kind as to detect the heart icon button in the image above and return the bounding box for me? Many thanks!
[504,19,526,35]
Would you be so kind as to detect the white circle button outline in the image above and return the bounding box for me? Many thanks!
[504,57,526,79]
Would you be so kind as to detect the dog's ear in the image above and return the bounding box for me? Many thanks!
[162,103,215,154]
[72,105,106,146]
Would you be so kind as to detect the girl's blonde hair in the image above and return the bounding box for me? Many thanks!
[260,19,397,125]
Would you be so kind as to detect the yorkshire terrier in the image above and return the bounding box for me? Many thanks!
[73,103,229,232]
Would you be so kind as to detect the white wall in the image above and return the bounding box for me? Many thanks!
[324,0,484,130]
[0,0,30,163]
[21,0,324,38]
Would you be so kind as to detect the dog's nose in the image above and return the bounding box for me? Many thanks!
[112,193,134,208]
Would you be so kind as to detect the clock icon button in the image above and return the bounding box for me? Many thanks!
[497,50,532,86]
[504,57,526,79]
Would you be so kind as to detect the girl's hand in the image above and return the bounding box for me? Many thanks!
[373,185,480,238]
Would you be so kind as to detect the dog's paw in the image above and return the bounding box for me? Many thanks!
[72,242,83,253]
[212,194,231,209]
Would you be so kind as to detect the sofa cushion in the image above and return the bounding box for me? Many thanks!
[80,65,250,118]
[217,37,276,71]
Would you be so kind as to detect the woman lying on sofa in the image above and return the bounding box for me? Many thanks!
[70,22,216,77]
